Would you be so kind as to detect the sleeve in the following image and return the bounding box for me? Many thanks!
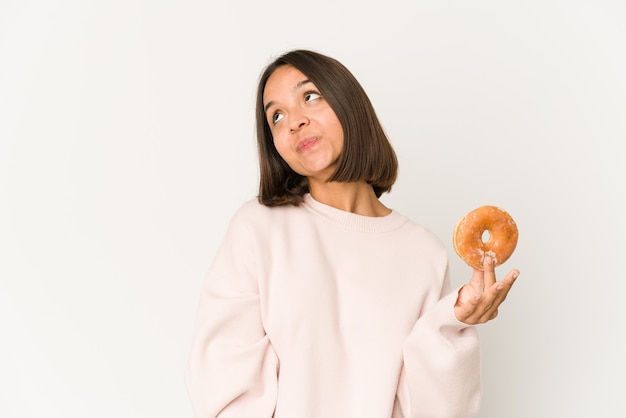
[396,275,481,418]
[185,210,278,418]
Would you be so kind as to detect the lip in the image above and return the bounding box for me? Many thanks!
[297,136,318,152]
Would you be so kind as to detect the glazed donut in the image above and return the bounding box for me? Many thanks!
[453,205,518,270]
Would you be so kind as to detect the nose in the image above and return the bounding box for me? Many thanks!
[289,111,309,132]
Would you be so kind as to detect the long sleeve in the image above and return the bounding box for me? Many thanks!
[396,285,481,418]
[185,209,279,417]
[186,196,483,418]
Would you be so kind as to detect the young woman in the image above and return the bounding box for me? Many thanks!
[185,49,519,418]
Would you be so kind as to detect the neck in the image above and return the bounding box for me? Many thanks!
[308,180,391,217]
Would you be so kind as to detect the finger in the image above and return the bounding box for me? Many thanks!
[456,270,519,325]
[471,293,501,324]
[503,269,520,285]
[455,291,483,323]
[483,255,496,289]
[460,296,493,325]
[460,270,520,324]
[468,268,485,292]
[480,271,519,319]
[497,269,519,304]
[491,309,499,320]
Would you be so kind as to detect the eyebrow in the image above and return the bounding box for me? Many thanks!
[264,79,313,113]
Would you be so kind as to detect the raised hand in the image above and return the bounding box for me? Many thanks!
[454,256,519,325]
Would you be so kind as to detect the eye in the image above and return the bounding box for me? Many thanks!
[304,91,321,103]
[272,112,284,124]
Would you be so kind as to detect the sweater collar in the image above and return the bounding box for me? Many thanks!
[302,193,408,233]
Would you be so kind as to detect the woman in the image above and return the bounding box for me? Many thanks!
[185,49,519,417]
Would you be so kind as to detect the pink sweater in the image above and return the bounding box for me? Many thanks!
[186,194,481,417]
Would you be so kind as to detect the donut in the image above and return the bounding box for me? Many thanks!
[453,205,518,270]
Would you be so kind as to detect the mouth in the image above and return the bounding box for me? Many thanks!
[297,137,318,152]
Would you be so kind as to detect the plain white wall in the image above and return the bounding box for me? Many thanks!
[1,0,624,417]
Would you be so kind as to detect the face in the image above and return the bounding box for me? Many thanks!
[263,65,344,182]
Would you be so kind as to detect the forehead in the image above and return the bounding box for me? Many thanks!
[263,65,310,103]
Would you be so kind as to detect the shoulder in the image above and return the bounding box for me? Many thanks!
[393,212,448,256]
[406,220,445,246]
[231,197,272,221]
[226,197,304,236]
[231,198,299,223]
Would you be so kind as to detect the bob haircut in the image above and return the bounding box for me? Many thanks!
[255,49,398,206]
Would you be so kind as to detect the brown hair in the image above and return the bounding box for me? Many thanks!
[255,49,398,206]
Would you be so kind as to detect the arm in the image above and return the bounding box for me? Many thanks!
[185,211,278,417]
[396,287,481,418]
[396,256,520,417]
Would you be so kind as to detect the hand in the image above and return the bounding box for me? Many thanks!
[454,256,519,325]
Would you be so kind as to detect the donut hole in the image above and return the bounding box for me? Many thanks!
[481,230,491,244]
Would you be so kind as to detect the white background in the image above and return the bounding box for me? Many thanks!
[1,0,625,417]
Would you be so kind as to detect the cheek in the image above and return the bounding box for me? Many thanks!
[328,117,345,147]
[272,134,291,160]
[321,110,342,134]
